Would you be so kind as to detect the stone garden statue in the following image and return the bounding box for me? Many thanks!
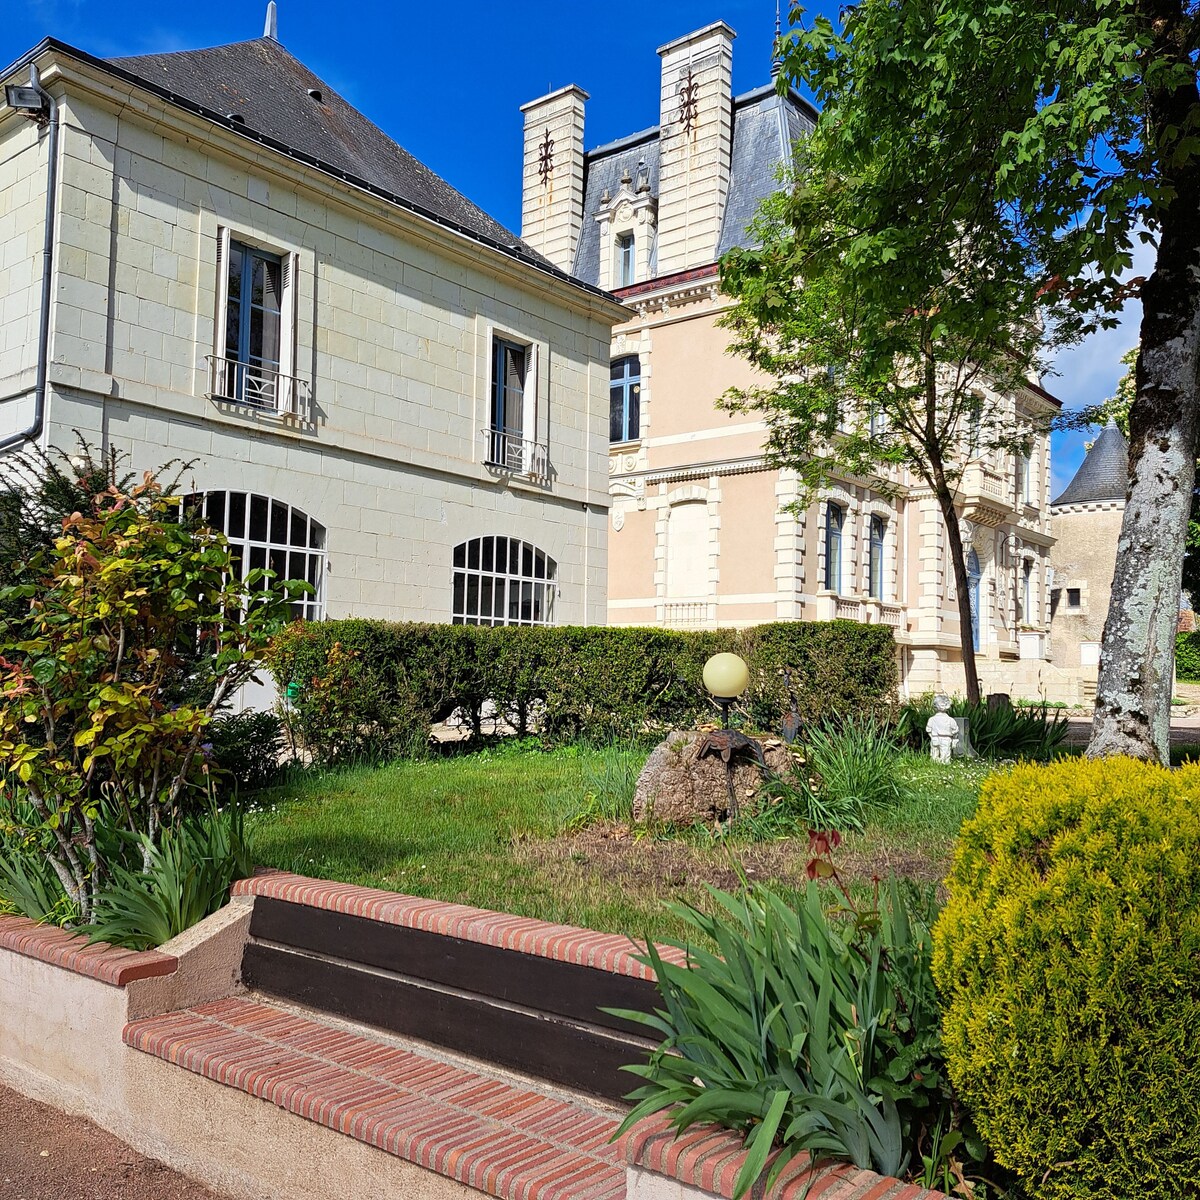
[926,694,959,763]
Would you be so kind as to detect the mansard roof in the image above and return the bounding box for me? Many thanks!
[572,84,816,285]
[1051,421,1129,506]
[110,36,535,259]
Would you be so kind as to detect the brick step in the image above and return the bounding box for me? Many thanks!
[124,994,627,1200]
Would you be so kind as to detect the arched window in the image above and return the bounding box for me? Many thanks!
[610,355,641,444]
[967,549,982,651]
[185,491,325,620]
[452,537,556,626]
[824,503,844,592]
[868,515,886,600]
[1020,558,1034,624]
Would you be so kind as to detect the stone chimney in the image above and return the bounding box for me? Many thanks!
[655,22,736,276]
[520,85,588,273]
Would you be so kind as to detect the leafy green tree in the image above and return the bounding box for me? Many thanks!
[0,440,128,624]
[760,0,1200,762]
[0,471,301,923]
[721,140,1064,704]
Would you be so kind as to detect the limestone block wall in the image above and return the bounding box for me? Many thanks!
[0,113,49,436]
[23,62,620,627]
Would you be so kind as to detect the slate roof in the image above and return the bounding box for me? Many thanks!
[109,36,543,263]
[572,84,816,285]
[1051,421,1129,506]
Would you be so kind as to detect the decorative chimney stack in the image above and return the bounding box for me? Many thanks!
[655,22,736,276]
[520,85,589,273]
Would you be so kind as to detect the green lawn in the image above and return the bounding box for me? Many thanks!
[247,743,990,943]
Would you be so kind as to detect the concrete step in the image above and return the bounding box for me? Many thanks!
[124,994,627,1200]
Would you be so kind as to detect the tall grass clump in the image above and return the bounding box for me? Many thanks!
[614,880,953,1196]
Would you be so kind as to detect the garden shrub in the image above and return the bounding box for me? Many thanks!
[269,619,898,763]
[897,693,1067,760]
[208,710,286,793]
[932,758,1200,1200]
[1177,630,1200,681]
[0,470,300,924]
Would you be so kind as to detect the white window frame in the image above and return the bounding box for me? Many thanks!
[483,326,543,475]
[211,226,302,414]
[452,536,557,626]
[185,490,325,621]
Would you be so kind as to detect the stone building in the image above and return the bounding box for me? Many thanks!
[519,21,1060,697]
[1048,421,1129,703]
[0,16,626,640]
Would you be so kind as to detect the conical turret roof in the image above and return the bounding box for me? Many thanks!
[1052,420,1129,506]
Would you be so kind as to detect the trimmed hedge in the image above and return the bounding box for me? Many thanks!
[933,758,1200,1200]
[1177,630,1200,681]
[269,619,897,761]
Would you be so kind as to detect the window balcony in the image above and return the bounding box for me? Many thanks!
[958,462,1016,527]
[482,428,551,483]
[207,355,310,417]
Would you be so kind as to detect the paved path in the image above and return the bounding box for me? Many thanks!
[1063,711,1200,748]
[0,1084,228,1200]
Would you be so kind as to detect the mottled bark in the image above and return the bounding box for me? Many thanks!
[1088,5,1200,762]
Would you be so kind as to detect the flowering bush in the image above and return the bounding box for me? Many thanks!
[0,470,301,924]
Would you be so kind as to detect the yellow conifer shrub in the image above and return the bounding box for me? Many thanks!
[933,757,1200,1200]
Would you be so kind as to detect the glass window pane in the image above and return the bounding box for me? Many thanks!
[228,492,246,540]
[453,572,465,616]
[520,581,533,623]
[249,545,266,573]
[309,520,325,550]
[481,577,493,618]
[291,510,307,548]
[249,495,268,542]
[468,539,480,570]
[466,574,479,617]
[269,547,286,579]
[270,500,288,546]
[482,537,494,572]
[453,542,466,568]
[534,551,546,580]
[509,541,520,574]
[610,389,625,442]
[522,543,533,577]
[205,491,226,532]
[628,386,640,440]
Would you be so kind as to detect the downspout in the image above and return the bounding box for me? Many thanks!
[0,63,60,455]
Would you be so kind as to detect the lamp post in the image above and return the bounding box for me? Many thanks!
[697,653,758,822]
[702,652,749,728]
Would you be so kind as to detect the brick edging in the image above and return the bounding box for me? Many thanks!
[0,913,177,987]
[625,1113,948,1200]
[232,869,686,979]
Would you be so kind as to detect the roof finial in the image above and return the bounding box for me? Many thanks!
[263,1,279,41]
[771,0,784,78]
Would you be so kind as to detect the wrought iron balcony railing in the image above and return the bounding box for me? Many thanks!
[207,355,310,417]
[481,427,550,481]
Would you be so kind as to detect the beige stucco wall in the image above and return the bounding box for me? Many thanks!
[1049,501,1122,673]
[3,53,623,627]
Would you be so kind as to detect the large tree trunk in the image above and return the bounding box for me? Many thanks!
[935,484,982,705]
[1088,20,1200,762]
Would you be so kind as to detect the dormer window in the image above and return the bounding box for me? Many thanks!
[617,233,635,287]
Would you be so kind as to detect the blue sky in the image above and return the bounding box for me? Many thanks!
[4,0,1139,492]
